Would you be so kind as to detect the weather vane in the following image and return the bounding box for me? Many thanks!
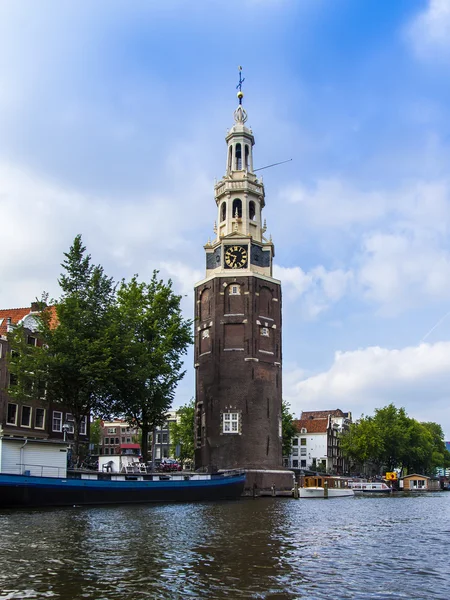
[236,66,245,105]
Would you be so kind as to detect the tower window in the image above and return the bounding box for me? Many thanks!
[222,412,240,434]
[249,201,256,221]
[229,285,241,295]
[232,198,242,219]
[228,146,232,172]
[261,327,270,337]
[221,202,226,222]
[245,145,250,169]
[235,143,242,170]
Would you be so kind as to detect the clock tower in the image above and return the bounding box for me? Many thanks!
[194,76,283,472]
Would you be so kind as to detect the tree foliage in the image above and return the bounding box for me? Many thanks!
[282,401,297,458]
[8,236,116,462]
[170,399,195,467]
[7,236,193,465]
[110,274,193,461]
[340,403,450,476]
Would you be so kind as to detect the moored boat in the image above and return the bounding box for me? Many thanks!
[298,475,354,499]
[348,480,392,495]
[0,470,246,509]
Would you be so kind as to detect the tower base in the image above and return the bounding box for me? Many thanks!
[241,469,295,497]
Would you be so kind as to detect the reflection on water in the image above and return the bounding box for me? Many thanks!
[0,494,449,599]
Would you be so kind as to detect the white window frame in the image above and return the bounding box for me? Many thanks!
[229,285,241,296]
[201,329,210,339]
[65,413,75,434]
[223,412,239,434]
[53,411,63,432]
[261,327,270,337]
[35,407,46,430]
[79,417,87,436]
[108,427,116,434]
[21,405,32,428]
[6,402,18,426]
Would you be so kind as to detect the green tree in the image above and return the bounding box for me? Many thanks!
[340,404,450,476]
[282,401,297,459]
[89,418,102,448]
[170,399,195,468]
[8,235,116,464]
[111,274,193,462]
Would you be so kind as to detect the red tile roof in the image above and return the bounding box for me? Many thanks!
[293,418,328,434]
[0,305,57,336]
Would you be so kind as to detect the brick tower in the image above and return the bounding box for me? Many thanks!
[194,76,282,472]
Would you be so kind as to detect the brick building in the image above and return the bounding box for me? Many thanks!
[0,304,89,445]
[289,409,352,474]
[194,84,283,472]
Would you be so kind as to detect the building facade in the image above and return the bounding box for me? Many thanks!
[194,88,283,471]
[288,409,352,474]
[0,304,89,447]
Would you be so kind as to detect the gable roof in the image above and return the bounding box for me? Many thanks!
[0,305,57,336]
[301,409,347,419]
[293,418,328,434]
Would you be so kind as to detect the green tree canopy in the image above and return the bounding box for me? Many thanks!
[282,401,297,459]
[8,235,116,462]
[110,274,193,461]
[340,403,450,476]
[170,399,195,468]
[7,236,193,465]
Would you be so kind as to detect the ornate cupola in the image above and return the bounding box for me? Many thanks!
[194,69,283,475]
[204,69,274,278]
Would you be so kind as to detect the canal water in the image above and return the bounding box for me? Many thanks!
[0,493,449,600]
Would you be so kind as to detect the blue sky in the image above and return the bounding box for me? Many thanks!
[2,0,450,437]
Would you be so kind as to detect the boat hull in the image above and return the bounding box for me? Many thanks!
[299,486,354,498]
[0,472,246,509]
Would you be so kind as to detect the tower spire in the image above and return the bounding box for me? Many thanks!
[236,66,245,105]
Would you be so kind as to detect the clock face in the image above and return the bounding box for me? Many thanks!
[224,245,248,269]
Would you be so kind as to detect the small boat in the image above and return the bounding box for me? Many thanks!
[348,480,392,495]
[0,470,246,509]
[298,475,354,499]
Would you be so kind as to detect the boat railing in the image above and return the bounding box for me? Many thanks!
[16,463,67,478]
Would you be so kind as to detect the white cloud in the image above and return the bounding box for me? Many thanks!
[0,160,208,308]
[274,264,352,319]
[279,178,388,229]
[358,230,450,313]
[407,0,450,60]
[284,341,450,437]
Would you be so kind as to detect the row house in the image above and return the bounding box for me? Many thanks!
[99,419,139,456]
[288,409,351,474]
[0,304,89,451]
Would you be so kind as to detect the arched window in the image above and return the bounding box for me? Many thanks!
[235,144,242,170]
[249,201,256,221]
[228,146,232,172]
[245,145,250,170]
[200,288,211,321]
[221,202,226,222]
[232,198,242,219]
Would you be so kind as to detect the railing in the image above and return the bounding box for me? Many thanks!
[16,463,66,478]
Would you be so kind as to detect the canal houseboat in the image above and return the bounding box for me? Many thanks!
[348,480,393,495]
[298,475,354,498]
[0,436,246,508]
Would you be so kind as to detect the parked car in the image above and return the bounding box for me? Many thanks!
[158,459,182,472]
